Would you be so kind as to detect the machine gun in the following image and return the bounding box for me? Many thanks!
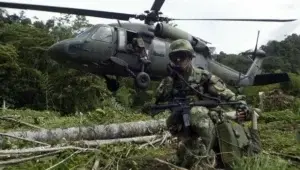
[147,97,244,136]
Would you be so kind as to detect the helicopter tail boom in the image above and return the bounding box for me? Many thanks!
[207,55,290,87]
[243,31,290,86]
[244,55,290,86]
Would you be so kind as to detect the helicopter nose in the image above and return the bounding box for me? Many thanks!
[48,39,83,64]
[48,41,68,63]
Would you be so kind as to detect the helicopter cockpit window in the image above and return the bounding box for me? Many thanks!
[75,27,93,38]
[91,26,113,43]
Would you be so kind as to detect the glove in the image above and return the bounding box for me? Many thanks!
[141,102,153,114]
[236,104,252,122]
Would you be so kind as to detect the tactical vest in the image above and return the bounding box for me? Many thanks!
[170,67,210,99]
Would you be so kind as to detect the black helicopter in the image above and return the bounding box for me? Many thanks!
[0,0,296,92]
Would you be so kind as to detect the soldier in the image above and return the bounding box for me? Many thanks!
[152,39,261,169]
[132,37,151,65]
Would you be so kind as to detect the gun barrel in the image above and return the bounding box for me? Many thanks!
[150,100,243,114]
[150,103,180,110]
[192,100,220,107]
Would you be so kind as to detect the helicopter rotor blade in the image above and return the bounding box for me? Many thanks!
[0,2,137,21]
[150,0,165,12]
[168,18,297,22]
[0,1,297,24]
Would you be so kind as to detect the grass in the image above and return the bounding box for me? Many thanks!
[232,154,296,170]
[259,110,300,156]
[4,143,176,170]
[0,107,168,132]
[0,106,299,169]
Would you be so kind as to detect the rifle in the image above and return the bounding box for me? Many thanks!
[147,97,244,136]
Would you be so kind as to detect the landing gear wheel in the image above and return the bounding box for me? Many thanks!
[106,79,120,92]
[135,72,150,89]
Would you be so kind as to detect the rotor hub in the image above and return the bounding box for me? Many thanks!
[135,10,170,25]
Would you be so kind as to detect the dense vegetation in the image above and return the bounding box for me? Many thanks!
[2,9,300,114]
[0,9,154,115]
[0,9,299,169]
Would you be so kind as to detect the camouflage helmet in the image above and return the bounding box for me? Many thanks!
[168,39,194,58]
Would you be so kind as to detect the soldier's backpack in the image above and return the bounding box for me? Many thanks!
[212,119,254,169]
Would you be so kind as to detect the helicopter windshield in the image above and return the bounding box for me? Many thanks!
[75,27,93,38]
[91,26,113,43]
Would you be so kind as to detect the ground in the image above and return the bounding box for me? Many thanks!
[0,107,299,170]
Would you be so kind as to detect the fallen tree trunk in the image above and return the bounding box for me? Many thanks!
[2,108,257,144]
[74,135,161,147]
[4,119,166,143]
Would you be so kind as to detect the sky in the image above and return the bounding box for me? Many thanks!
[1,0,300,54]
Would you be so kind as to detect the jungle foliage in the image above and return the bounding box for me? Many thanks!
[0,10,147,115]
[1,9,300,115]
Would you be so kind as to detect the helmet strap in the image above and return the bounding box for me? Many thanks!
[166,63,221,102]
[180,57,192,72]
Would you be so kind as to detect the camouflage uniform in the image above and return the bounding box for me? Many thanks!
[154,39,254,169]
[132,37,151,65]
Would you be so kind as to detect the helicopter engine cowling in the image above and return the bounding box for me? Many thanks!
[154,23,195,44]
[154,23,210,56]
[193,40,210,57]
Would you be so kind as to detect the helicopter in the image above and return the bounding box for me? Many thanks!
[0,0,296,92]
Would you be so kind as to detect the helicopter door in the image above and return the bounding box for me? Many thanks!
[87,26,114,62]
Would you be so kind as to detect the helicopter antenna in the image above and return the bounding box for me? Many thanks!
[234,30,260,93]
[253,30,260,58]
[117,19,121,26]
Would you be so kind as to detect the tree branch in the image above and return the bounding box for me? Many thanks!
[0,145,99,155]
[0,132,50,146]
[45,150,81,170]
[0,150,62,165]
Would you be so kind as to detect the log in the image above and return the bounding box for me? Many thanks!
[4,119,166,143]
[2,109,258,144]
[74,135,160,147]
